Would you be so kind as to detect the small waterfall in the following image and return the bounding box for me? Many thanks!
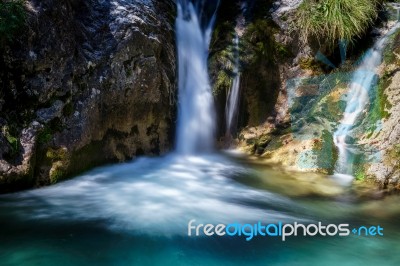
[225,34,241,138]
[333,23,400,177]
[175,0,219,154]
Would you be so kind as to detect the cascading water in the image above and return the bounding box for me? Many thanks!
[175,0,219,154]
[333,23,400,178]
[0,0,303,238]
[225,34,241,138]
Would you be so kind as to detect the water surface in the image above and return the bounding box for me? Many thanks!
[0,153,399,265]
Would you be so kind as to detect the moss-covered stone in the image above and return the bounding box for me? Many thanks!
[0,0,177,192]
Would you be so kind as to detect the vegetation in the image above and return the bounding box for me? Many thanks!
[354,166,366,181]
[243,19,290,64]
[0,0,26,45]
[1,125,19,157]
[296,0,379,48]
[299,57,324,74]
[365,29,400,132]
[388,144,400,171]
[312,130,338,174]
[37,126,53,144]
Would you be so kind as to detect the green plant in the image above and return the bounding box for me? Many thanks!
[389,144,400,161]
[243,19,283,64]
[354,166,366,181]
[0,0,26,44]
[299,57,324,73]
[296,0,379,48]
[37,126,53,144]
[49,164,65,184]
[366,75,392,132]
[46,147,68,161]
[1,125,19,156]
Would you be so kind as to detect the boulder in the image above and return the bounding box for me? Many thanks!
[0,0,176,192]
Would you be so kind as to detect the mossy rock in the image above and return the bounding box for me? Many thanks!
[49,161,67,184]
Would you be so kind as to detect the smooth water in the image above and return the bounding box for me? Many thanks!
[333,23,400,176]
[1,153,400,265]
[225,34,241,137]
[175,0,218,154]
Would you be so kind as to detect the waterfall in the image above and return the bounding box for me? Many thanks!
[175,0,219,154]
[225,34,241,138]
[333,23,400,178]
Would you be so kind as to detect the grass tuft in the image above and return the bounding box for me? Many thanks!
[295,0,379,48]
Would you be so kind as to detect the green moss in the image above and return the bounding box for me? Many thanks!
[62,102,74,117]
[383,29,400,65]
[37,127,53,144]
[242,19,289,64]
[312,138,323,151]
[46,147,67,161]
[215,73,231,96]
[299,57,324,74]
[354,165,366,181]
[366,74,392,133]
[388,144,400,171]
[311,130,337,174]
[37,118,64,144]
[1,125,19,156]
[209,20,236,96]
[42,147,70,184]
[49,167,65,184]
[264,138,283,151]
[0,0,26,45]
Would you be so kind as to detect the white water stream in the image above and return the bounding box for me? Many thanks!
[175,0,218,154]
[225,34,241,137]
[333,23,400,180]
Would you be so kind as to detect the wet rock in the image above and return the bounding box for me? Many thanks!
[0,0,176,192]
[36,100,64,123]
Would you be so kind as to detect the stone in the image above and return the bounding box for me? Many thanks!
[36,100,64,123]
[0,0,176,192]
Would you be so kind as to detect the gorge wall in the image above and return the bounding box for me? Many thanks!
[1,0,399,193]
[0,0,176,192]
[228,0,400,189]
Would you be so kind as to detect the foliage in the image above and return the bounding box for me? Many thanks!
[49,163,65,184]
[299,57,324,74]
[37,126,53,144]
[296,0,379,47]
[388,144,400,169]
[366,72,394,132]
[0,0,26,44]
[1,125,19,156]
[354,166,366,181]
[313,130,337,174]
[46,147,68,161]
[243,19,283,64]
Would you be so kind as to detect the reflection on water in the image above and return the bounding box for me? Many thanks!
[0,153,399,265]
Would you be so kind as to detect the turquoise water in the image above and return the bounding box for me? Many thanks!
[0,153,399,265]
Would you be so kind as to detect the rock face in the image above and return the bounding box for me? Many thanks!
[364,31,400,188]
[0,0,176,192]
[366,68,400,187]
[209,0,299,139]
[232,1,400,185]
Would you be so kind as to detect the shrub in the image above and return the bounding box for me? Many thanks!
[0,0,26,44]
[295,0,379,47]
